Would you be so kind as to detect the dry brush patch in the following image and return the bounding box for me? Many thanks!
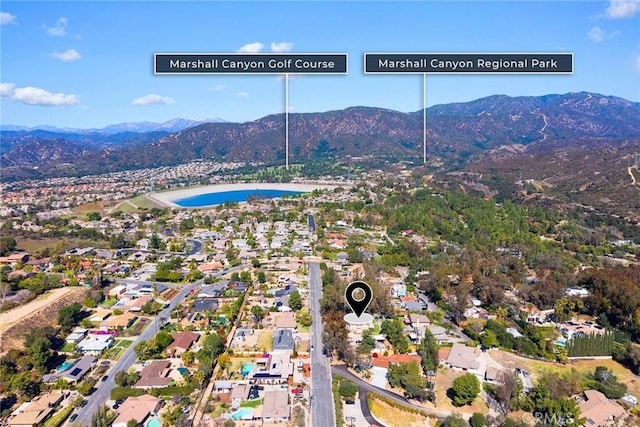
[0,287,85,355]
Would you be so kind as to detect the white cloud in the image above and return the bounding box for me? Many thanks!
[46,17,68,36]
[236,91,249,98]
[605,0,640,18]
[588,26,607,42]
[237,42,264,53]
[48,49,81,62]
[13,86,79,106]
[131,94,175,106]
[209,84,230,91]
[0,82,16,97]
[0,11,16,25]
[270,41,294,52]
[587,26,620,42]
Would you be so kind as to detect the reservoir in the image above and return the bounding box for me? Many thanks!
[174,189,305,207]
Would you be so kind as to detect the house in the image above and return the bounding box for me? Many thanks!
[390,284,407,298]
[0,252,29,267]
[231,383,250,407]
[77,334,113,354]
[167,331,200,356]
[445,343,483,378]
[89,308,112,322]
[214,381,234,393]
[272,329,295,352]
[485,367,504,384]
[42,355,97,383]
[112,394,163,427]
[135,360,172,388]
[409,314,430,326]
[426,324,449,344]
[192,298,219,312]
[261,390,290,422]
[99,312,137,330]
[252,353,293,383]
[7,392,64,427]
[65,328,88,344]
[578,389,627,427]
[197,283,226,298]
[270,312,297,329]
[371,354,422,369]
[403,301,423,312]
[566,287,590,298]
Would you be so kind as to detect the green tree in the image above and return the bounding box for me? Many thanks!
[257,271,267,283]
[470,412,486,427]
[288,290,303,311]
[450,373,480,406]
[418,329,439,372]
[251,305,265,324]
[58,302,83,332]
[381,318,409,354]
[338,379,358,397]
[357,329,376,354]
[0,236,17,256]
[440,414,467,427]
[87,212,101,221]
[480,329,499,349]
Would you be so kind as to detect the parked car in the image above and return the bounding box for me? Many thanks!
[69,414,78,422]
[345,399,355,405]
[80,400,88,407]
[101,375,109,382]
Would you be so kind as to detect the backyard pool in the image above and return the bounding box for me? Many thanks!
[555,338,567,347]
[56,361,74,372]
[146,417,161,427]
[231,408,254,420]
[241,363,254,376]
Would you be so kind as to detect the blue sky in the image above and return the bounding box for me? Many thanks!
[1,0,639,128]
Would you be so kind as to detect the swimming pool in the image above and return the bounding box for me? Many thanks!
[146,417,161,427]
[555,339,567,347]
[231,408,253,420]
[57,361,74,372]
[241,363,254,376]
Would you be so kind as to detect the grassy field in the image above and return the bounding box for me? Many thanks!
[368,396,433,427]
[16,237,69,253]
[257,330,274,352]
[490,349,640,398]
[129,194,165,210]
[433,367,489,415]
[72,200,119,215]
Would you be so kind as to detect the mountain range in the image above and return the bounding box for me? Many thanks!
[1,92,639,182]
[0,117,227,134]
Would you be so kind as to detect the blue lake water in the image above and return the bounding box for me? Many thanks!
[174,189,305,207]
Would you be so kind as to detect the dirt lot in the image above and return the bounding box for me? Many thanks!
[0,287,85,355]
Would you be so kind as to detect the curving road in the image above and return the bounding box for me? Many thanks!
[332,364,464,421]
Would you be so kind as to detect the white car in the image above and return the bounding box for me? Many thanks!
[622,394,638,405]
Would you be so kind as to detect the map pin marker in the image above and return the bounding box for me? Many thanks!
[345,281,373,318]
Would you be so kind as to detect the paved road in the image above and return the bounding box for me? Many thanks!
[358,387,384,426]
[331,364,464,421]
[186,239,203,256]
[73,264,244,425]
[72,281,199,425]
[308,261,336,427]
